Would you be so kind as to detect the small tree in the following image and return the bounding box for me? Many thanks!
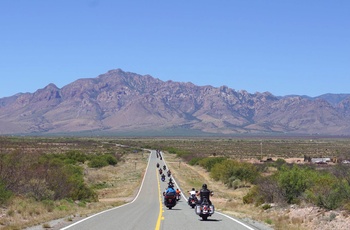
[277,165,315,204]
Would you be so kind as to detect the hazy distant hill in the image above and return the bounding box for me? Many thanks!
[1,69,350,136]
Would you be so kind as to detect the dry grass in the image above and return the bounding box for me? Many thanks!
[90,152,148,202]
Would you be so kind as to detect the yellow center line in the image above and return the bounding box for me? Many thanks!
[155,168,163,230]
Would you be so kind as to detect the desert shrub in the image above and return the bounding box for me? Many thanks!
[64,150,88,164]
[166,147,178,154]
[305,173,350,210]
[42,158,96,201]
[243,186,264,205]
[255,174,285,204]
[254,163,269,173]
[43,150,88,165]
[332,164,350,186]
[0,151,35,192]
[24,178,55,201]
[227,178,243,189]
[210,159,259,186]
[0,151,97,202]
[0,180,12,205]
[188,156,204,166]
[276,164,316,204]
[176,150,192,158]
[342,201,350,212]
[273,158,287,169]
[250,164,315,205]
[198,157,227,171]
[88,156,108,168]
[252,164,350,208]
[42,199,55,212]
[57,164,96,201]
[102,154,118,166]
[88,154,118,168]
[70,182,97,201]
[262,203,272,210]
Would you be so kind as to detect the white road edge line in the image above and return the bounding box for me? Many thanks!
[61,150,153,230]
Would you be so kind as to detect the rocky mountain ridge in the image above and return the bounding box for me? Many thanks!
[1,69,350,136]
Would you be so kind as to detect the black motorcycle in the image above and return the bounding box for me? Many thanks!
[164,193,177,209]
[188,194,198,208]
[195,198,215,220]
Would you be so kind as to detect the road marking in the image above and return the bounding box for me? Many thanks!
[155,168,163,230]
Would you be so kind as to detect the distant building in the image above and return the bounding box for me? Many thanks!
[311,158,331,164]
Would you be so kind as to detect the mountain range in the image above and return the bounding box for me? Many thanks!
[1,69,350,136]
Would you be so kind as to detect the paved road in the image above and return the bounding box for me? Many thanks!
[62,150,261,230]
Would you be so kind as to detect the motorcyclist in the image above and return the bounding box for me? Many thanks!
[176,188,181,200]
[156,162,160,168]
[189,188,196,197]
[196,183,213,205]
[164,184,175,195]
[161,174,166,181]
[168,179,174,188]
[188,188,198,206]
[163,184,176,205]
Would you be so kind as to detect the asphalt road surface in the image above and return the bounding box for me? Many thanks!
[62,150,262,230]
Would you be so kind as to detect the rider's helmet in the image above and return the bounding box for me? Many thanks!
[192,188,195,191]
[202,184,207,189]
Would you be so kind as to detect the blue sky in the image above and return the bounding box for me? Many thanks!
[1,0,349,98]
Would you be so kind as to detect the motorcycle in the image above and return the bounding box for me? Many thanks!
[188,194,198,208]
[161,174,166,182]
[163,192,177,209]
[195,198,215,220]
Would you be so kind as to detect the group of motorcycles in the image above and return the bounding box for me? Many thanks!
[156,150,215,220]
